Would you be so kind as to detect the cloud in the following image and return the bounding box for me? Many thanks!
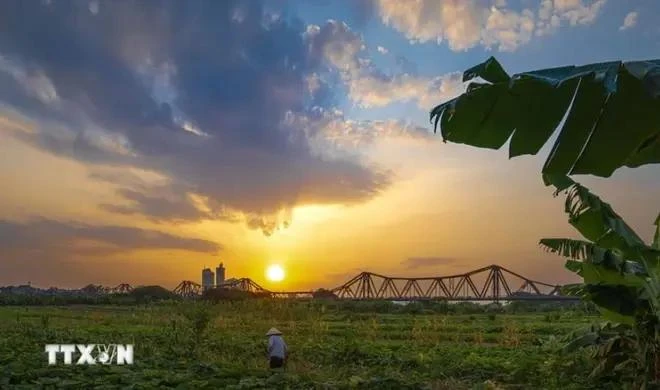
[98,188,223,223]
[306,20,465,109]
[0,218,221,257]
[619,11,638,31]
[305,20,365,72]
[537,0,607,36]
[375,0,535,52]
[372,0,606,51]
[285,107,432,154]
[88,0,100,15]
[483,7,535,52]
[0,56,59,105]
[401,256,457,270]
[0,1,392,235]
[347,70,464,109]
[377,45,389,54]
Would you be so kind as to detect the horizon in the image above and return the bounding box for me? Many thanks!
[1,0,658,291]
[2,262,557,293]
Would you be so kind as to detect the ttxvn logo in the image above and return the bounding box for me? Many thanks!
[45,344,134,365]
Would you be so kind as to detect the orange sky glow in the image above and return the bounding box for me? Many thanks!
[1,115,657,291]
[0,0,658,293]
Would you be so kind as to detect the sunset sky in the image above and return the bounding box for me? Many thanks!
[0,0,658,291]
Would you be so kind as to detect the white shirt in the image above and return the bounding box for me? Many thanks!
[268,335,287,358]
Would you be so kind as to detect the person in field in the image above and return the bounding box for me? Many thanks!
[266,327,287,370]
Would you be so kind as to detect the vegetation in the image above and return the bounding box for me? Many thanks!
[0,289,177,306]
[429,56,660,388]
[0,286,266,305]
[0,293,136,306]
[130,286,178,302]
[430,56,660,179]
[202,288,270,302]
[2,58,657,389]
[0,300,616,389]
[540,175,660,386]
[313,288,339,300]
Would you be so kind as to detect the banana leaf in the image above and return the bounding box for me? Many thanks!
[562,322,631,352]
[543,175,653,261]
[560,283,586,297]
[582,285,644,324]
[557,284,642,325]
[540,239,647,287]
[430,57,660,178]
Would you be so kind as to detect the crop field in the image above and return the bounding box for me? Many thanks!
[0,301,612,389]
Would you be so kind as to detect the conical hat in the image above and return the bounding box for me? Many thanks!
[266,327,282,336]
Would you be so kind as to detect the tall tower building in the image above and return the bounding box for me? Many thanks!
[215,263,225,286]
[202,267,214,290]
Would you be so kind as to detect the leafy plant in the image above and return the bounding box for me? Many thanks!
[180,302,216,357]
[540,176,659,316]
[428,56,660,388]
[430,57,660,178]
[538,175,660,386]
[0,302,602,389]
[562,322,650,387]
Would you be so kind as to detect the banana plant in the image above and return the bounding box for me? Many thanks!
[539,174,660,385]
[428,56,660,386]
[430,57,660,180]
[563,322,648,386]
[540,175,660,322]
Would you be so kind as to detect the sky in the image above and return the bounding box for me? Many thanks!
[0,0,658,291]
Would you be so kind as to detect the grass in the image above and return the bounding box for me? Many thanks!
[0,300,613,389]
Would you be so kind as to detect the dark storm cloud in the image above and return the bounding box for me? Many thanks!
[98,188,214,223]
[0,219,221,256]
[0,0,390,234]
[401,257,457,270]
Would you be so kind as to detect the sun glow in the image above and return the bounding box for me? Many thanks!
[266,264,285,282]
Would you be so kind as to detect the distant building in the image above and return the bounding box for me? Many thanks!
[215,263,226,286]
[202,268,214,290]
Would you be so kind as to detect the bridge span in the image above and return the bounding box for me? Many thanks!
[172,264,578,302]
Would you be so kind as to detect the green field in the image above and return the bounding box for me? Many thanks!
[0,301,612,389]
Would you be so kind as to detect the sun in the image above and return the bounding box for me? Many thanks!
[266,264,285,282]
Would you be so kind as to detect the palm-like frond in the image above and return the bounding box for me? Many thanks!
[541,238,645,275]
[540,238,595,260]
[430,57,660,178]
[543,175,649,260]
[543,242,646,289]
[560,283,587,297]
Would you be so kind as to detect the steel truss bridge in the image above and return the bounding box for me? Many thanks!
[123,264,575,302]
[331,265,572,302]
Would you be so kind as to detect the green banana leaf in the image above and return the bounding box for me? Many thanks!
[562,322,630,352]
[560,283,586,297]
[558,282,642,324]
[430,57,660,178]
[563,331,600,352]
[540,238,646,287]
[582,285,644,325]
[543,175,653,261]
[538,179,660,324]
